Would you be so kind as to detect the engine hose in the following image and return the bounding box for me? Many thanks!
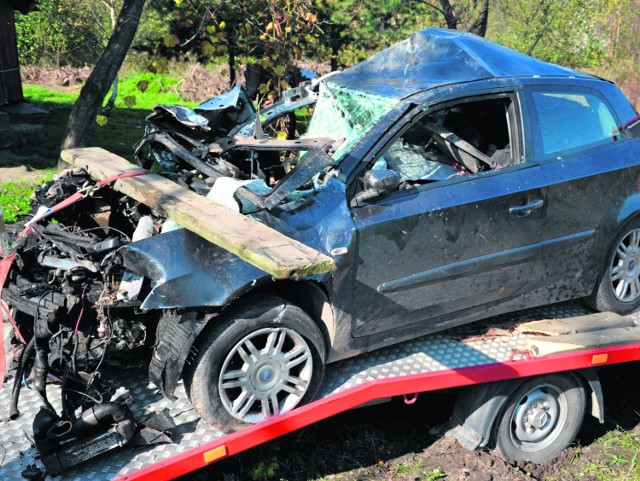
[33,341,56,414]
[46,402,135,441]
[9,336,35,420]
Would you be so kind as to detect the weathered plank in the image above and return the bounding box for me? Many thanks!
[523,326,640,357]
[515,312,632,336]
[60,147,335,279]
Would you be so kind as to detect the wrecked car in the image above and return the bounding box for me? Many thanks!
[3,27,640,441]
[134,78,320,187]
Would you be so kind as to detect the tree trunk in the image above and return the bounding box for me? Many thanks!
[61,0,146,150]
[439,0,458,30]
[470,0,489,37]
[330,25,340,72]
[227,22,236,87]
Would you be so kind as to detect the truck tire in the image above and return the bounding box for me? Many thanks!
[589,218,640,314]
[185,297,325,432]
[494,373,586,464]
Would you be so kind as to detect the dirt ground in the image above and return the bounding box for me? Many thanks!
[0,153,56,182]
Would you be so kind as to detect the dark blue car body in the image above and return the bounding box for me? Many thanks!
[122,29,640,363]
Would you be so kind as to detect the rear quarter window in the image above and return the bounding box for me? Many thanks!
[528,89,619,160]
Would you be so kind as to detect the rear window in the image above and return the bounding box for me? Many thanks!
[529,90,618,159]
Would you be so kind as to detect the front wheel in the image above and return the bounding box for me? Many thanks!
[494,373,586,464]
[589,219,640,313]
[185,297,326,432]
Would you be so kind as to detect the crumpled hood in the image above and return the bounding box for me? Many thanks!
[118,178,354,310]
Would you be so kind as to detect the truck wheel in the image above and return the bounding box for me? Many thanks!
[494,373,585,464]
[589,219,640,314]
[185,297,325,432]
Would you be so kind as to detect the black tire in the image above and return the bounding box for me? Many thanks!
[185,297,326,432]
[494,373,586,464]
[589,218,640,314]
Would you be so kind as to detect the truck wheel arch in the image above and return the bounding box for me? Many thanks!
[440,369,602,452]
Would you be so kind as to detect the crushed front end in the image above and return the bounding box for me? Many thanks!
[0,171,183,474]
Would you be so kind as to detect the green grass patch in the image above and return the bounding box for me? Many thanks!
[23,73,195,110]
[571,428,640,480]
[16,73,196,165]
[111,72,196,110]
[0,173,54,223]
[23,84,80,106]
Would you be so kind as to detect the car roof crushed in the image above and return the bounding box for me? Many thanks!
[329,28,593,99]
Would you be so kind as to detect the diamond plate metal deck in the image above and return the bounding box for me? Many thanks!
[1,302,638,480]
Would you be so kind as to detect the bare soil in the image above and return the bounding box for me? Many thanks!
[0,151,56,182]
[21,65,92,87]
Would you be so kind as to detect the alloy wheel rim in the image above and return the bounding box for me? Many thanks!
[610,228,640,303]
[218,327,313,423]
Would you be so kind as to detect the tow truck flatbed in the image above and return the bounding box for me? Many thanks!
[2,302,640,480]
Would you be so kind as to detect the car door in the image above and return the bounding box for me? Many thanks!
[525,85,632,300]
[348,93,549,338]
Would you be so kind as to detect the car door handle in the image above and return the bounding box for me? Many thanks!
[509,199,544,217]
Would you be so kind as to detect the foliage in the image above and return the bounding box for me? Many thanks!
[313,0,440,70]
[13,0,640,124]
[15,0,114,66]
[249,460,279,481]
[601,0,640,62]
[487,0,607,67]
[14,0,169,67]
[15,0,640,75]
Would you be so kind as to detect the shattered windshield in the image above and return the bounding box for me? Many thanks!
[305,81,399,161]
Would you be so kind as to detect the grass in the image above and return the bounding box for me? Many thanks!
[575,428,640,481]
[15,72,198,163]
[11,80,161,165]
[109,72,195,110]
[22,84,81,105]
[1,73,201,224]
[23,73,196,110]
[1,74,193,222]
[0,174,53,223]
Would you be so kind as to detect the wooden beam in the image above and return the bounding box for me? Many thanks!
[60,147,335,279]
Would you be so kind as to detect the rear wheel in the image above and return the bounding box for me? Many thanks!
[589,219,640,313]
[494,373,586,464]
[185,297,325,432]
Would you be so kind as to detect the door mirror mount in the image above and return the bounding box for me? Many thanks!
[352,169,400,206]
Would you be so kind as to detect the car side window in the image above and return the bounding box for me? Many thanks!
[370,97,515,188]
[528,90,618,159]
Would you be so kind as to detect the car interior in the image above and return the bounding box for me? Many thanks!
[371,97,515,189]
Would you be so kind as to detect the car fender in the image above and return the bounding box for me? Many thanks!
[119,227,272,310]
[617,194,640,231]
